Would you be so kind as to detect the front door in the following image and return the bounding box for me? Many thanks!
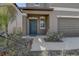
[29,19,37,36]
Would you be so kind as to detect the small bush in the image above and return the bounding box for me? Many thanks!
[45,32,64,42]
[6,30,32,56]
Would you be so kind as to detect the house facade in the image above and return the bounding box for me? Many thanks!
[7,3,79,37]
[22,8,57,36]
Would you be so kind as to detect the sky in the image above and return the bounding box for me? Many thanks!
[16,3,26,7]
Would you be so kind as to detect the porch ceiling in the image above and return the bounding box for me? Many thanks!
[21,7,53,11]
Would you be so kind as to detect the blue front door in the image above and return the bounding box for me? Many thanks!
[29,19,37,36]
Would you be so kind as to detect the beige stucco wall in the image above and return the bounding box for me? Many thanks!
[22,15,27,35]
[23,10,58,35]
[49,11,58,33]
[16,10,22,31]
[8,5,23,33]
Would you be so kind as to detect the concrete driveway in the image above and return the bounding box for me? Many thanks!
[31,37,79,51]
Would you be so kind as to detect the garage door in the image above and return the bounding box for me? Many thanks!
[58,18,79,37]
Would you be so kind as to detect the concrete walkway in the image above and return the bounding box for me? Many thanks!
[31,37,79,51]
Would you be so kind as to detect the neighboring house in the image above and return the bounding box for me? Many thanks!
[2,3,79,37]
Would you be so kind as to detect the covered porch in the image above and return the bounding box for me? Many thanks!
[22,9,58,36]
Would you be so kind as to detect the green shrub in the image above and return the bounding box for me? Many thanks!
[45,32,64,42]
[7,30,31,56]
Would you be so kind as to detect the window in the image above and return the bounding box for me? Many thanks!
[40,16,45,29]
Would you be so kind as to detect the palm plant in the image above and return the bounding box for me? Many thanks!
[0,6,16,52]
[0,6,16,33]
[0,5,32,56]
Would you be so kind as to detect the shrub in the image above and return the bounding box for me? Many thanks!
[45,32,64,42]
[6,30,32,56]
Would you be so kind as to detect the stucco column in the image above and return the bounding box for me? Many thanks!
[48,11,58,33]
[22,13,27,35]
